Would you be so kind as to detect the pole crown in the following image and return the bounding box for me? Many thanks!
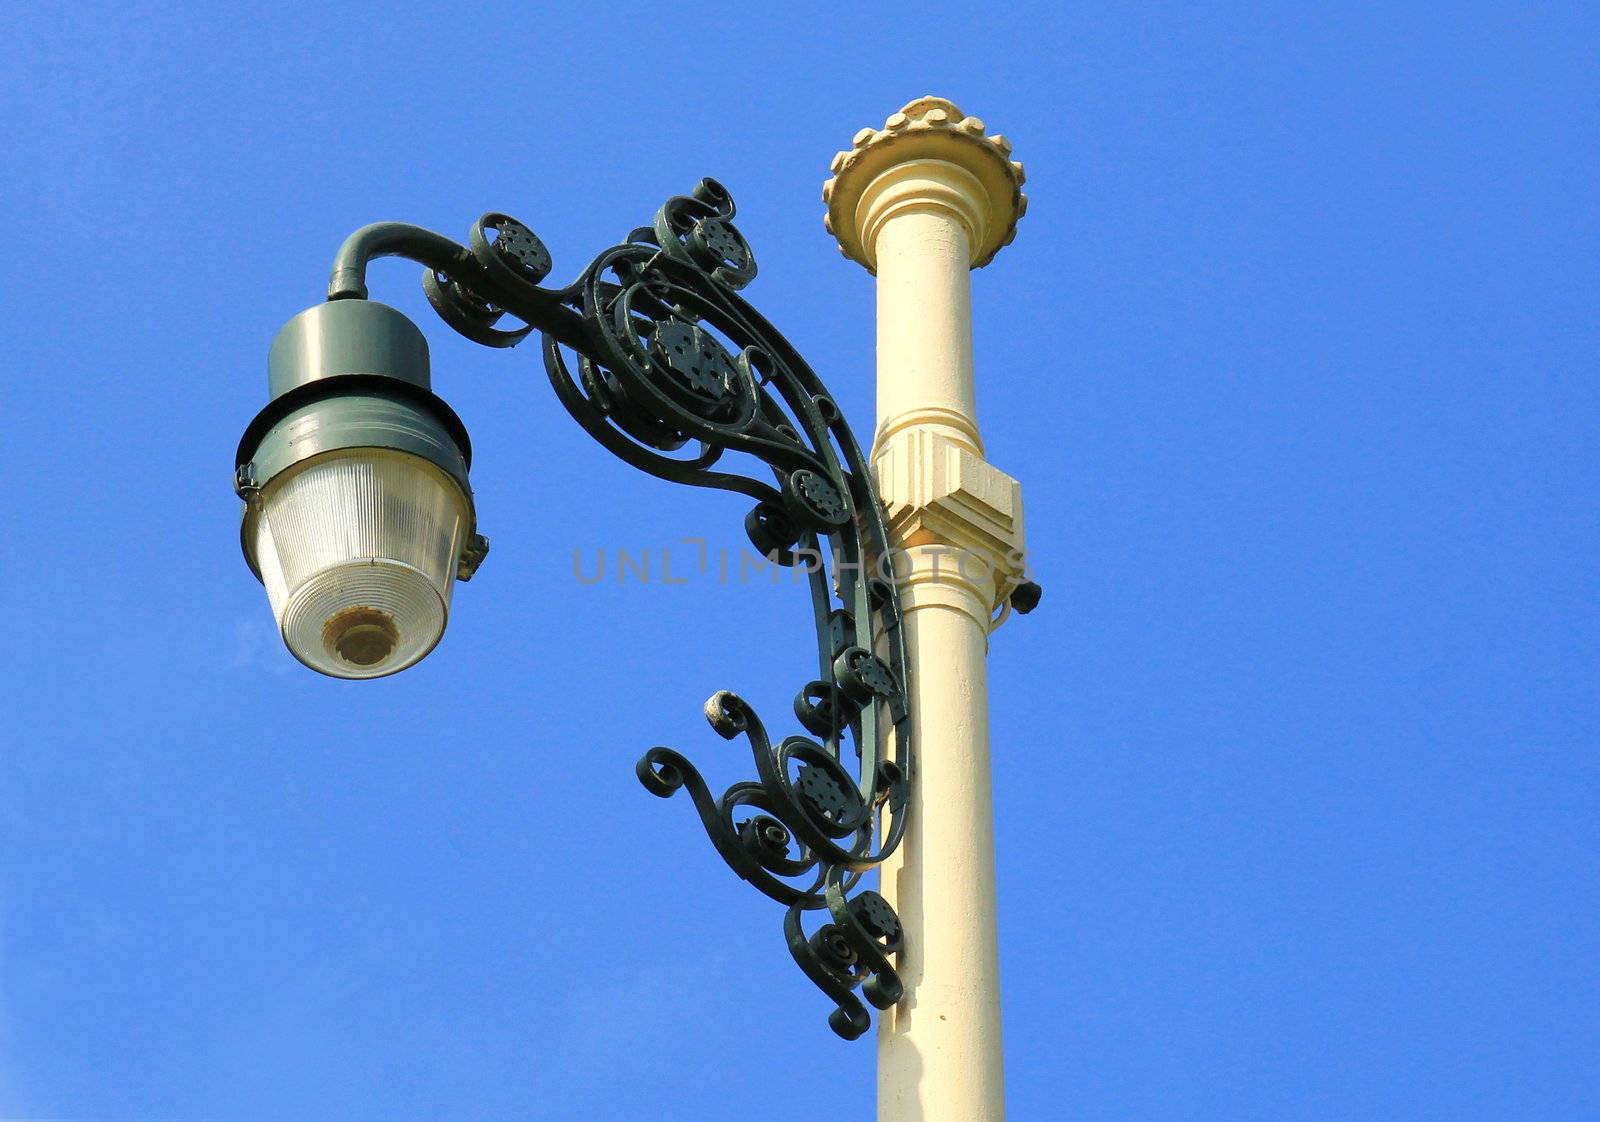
[823,96,1026,273]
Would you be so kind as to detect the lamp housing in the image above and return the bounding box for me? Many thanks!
[235,299,482,679]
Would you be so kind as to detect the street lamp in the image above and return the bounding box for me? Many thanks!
[234,179,942,1038]
[236,298,479,678]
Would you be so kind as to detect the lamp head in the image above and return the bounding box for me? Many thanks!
[235,299,483,679]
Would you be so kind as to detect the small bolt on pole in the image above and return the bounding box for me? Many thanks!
[825,97,1031,1121]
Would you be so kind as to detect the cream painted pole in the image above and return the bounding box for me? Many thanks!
[824,99,1028,1122]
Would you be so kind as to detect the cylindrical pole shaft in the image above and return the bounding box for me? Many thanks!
[879,569,1006,1119]
[824,97,1028,1122]
[875,204,1006,1121]
[875,211,982,456]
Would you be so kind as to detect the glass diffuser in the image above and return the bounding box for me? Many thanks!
[250,447,469,678]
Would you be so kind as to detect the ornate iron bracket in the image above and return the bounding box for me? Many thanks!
[326,180,911,1039]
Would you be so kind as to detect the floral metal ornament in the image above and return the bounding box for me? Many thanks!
[317,180,911,1039]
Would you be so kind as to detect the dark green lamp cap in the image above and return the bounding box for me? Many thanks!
[236,299,473,496]
[235,299,482,581]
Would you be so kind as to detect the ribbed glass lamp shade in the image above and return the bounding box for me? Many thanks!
[250,448,470,679]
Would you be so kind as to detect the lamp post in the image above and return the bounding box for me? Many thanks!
[231,102,1032,1093]
[825,97,1029,1121]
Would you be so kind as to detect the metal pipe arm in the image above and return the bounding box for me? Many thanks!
[328,222,475,301]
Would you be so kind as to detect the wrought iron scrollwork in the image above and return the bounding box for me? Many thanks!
[340,179,912,1038]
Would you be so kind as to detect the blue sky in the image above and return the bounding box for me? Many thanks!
[1,2,1596,1119]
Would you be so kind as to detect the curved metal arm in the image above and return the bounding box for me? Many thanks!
[333,182,913,1040]
[327,222,476,300]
